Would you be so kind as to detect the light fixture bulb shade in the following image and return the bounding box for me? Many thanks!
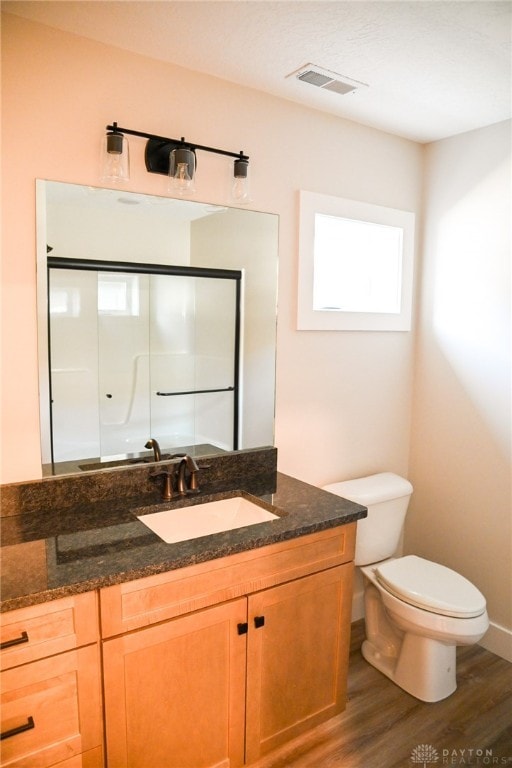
[100,131,130,183]
[231,157,250,204]
[169,147,196,195]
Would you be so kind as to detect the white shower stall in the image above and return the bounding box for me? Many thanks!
[48,263,240,463]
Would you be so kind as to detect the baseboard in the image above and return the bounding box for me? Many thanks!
[479,620,512,663]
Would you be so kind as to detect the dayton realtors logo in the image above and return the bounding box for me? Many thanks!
[411,744,440,767]
[411,745,512,766]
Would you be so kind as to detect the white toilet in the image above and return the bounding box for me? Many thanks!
[323,472,489,702]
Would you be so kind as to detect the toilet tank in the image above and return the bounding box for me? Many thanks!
[323,473,413,566]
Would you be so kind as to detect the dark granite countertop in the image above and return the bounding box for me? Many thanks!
[0,471,366,613]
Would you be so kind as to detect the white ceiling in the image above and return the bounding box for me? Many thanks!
[3,0,511,143]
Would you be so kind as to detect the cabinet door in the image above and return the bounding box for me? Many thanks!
[245,563,353,762]
[103,598,247,768]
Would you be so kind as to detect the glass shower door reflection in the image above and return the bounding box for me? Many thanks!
[48,269,101,462]
[98,273,151,458]
[48,262,241,467]
[149,273,239,452]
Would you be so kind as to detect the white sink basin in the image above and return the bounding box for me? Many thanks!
[137,496,279,543]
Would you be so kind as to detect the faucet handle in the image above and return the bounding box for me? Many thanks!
[185,455,200,494]
[161,471,174,501]
[150,468,174,501]
[188,462,200,493]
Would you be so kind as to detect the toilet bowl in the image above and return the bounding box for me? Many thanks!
[323,473,489,702]
[360,555,488,701]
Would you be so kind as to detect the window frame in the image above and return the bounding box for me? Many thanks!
[297,191,415,331]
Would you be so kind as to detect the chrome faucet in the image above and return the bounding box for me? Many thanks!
[145,438,162,462]
[176,455,200,496]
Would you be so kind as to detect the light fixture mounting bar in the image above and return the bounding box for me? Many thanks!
[107,122,248,177]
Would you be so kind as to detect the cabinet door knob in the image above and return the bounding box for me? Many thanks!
[254,615,265,629]
[237,622,248,635]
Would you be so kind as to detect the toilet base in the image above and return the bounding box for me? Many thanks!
[360,568,487,703]
[362,632,457,703]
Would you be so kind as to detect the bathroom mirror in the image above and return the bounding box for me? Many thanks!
[37,181,278,476]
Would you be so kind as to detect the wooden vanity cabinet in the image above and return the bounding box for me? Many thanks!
[0,593,103,768]
[100,524,356,767]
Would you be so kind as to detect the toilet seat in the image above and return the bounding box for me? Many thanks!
[375,555,487,618]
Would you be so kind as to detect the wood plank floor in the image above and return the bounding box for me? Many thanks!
[251,620,512,768]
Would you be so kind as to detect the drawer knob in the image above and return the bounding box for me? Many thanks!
[1,716,35,741]
[0,631,29,650]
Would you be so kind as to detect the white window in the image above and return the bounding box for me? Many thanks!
[98,273,140,316]
[298,192,415,331]
[49,286,80,317]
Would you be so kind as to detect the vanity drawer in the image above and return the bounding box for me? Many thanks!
[0,593,98,671]
[0,644,102,768]
[100,523,356,637]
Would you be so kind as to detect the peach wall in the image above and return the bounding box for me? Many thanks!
[406,120,512,657]
[1,13,422,486]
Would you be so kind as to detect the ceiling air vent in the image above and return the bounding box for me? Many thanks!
[289,64,368,96]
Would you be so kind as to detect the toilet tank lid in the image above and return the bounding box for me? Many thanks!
[323,473,413,505]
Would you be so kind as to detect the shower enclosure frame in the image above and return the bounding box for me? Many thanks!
[46,256,242,467]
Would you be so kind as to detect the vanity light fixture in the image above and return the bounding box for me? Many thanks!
[169,145,196,196]
[100,125,130,184]
[232,156,250,204]
[101,122,250,202]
